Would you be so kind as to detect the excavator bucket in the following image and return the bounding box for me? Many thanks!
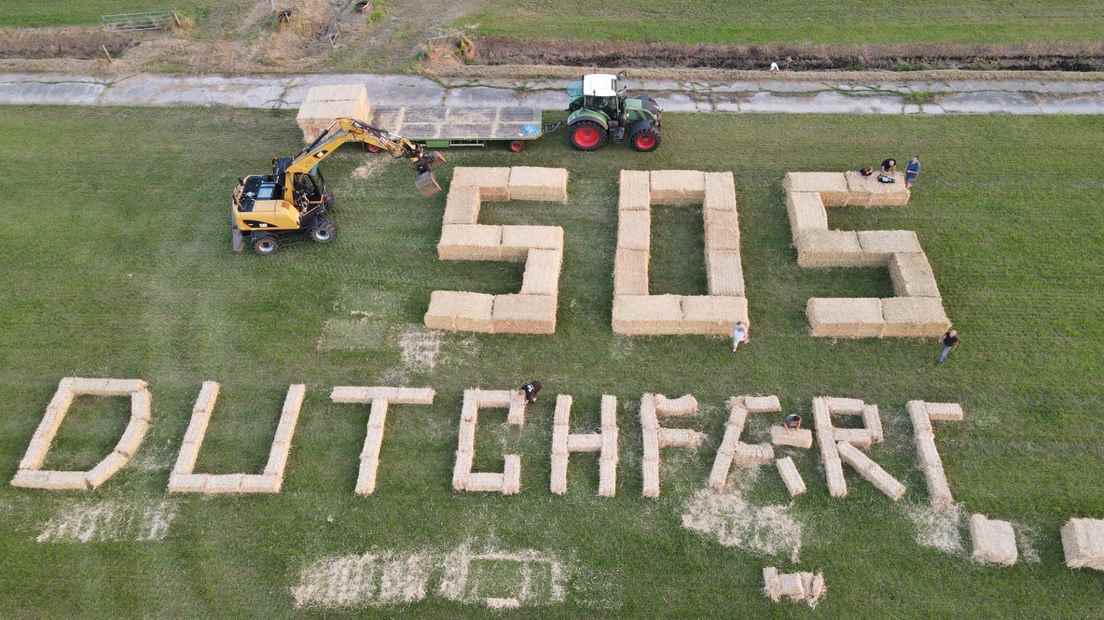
[416,170,442,197]
[426,150,446,169]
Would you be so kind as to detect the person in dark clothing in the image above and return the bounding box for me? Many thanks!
[783,414,802,430]
[881,158,897,173]
[520,381,543,403]
[905,156,921,188]
[859,166,874,177]
[937,329,960,364]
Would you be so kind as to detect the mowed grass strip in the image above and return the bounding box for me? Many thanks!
[0,106,1102,616]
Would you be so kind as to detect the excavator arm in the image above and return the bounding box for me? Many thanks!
[287,117,445,197]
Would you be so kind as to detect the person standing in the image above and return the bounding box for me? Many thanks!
[937,329,960,364]
[905,156,921,189]
[732,321,749,352]
[519,380,543,403]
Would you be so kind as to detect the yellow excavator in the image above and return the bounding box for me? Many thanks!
[231,117,445,255]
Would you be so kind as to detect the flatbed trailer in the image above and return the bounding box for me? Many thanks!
[369,106,551,152]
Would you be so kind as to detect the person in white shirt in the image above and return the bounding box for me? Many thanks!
[731,321,749,352]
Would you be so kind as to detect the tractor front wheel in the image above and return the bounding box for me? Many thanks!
[629,122,661,152]
[568,121,607,151]
[253,234,279,255]
[310,217,336,243]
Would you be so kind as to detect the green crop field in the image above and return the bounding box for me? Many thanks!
[1,106,1103,617]
[463,0,1104,46]
[0,1,229,28]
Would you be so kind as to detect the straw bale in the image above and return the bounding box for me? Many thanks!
[1061,518,1104,570]
[617,209,651,251]
[452,450,473,491]
[762,567,781,601]
[450,167,511,202]
[471,389,511,408]
[329,386,372,403]
[520,248,563,297]
[706,250,744,296]
[204,474,245,494]
[881,297,951,338]
[598,458,617,497]
[85,452,129,488]
[857,230,922,263]
[113,418,149,458]
[796,230,870,268]
[303,84,368,104]
[296,99,370,141]
[814,399,847,498]
[614,248,650,296]
[770,426,813,449]
[18,438,51,471]
[639,394,658,429]
[168,473,209,493]
[11,469,51,489]
[192,381,219,414]
[274,384,305,440]
[618,170,651,211]
[507,391,528,426]
[500,225,564,261]
[708,444,735,491]
[862,404,884,443]
[776,457,806,496]
[837,442,906,500]
[783,172,850,206]
[392,387,435,405]
[466,472,506,493]
[641,426,659,461]
[508,166,568,202]
[778,574,806,599]
[743,395,781,413]
[704,208,741,252]
[172,440,202,475]
[241,474,282,494]
[785,191,829,241]
[642,457,661,497]
[833,428,873,449]
[443,186,482,225]
[725,400,749,436]
[680,295,749,336]
[491,294,557,334]
[703,172,737,211]
[970,514,1018,566]
[264,439,291,477]
[733,442,775,465]
[908,400,934,435]
[550,455,568,495]
[503,455,521,494]
[655,394,699,416]
[650,170,705,205]
[568,434,603,452]
[104,378,151,395]
[553,394,573,426]
[806,297,885,338]
[437,224,503,261]
[601,426,618,460]
[657,428,705,449]
[612,294,683,335]
[889,252,941,298]
[826,397,865,414]
[130,388,152,422]
[926,402,965,422]
[424,291,495,333]
[844,170,911,207]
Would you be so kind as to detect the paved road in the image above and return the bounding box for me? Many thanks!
[2,72,1103,114]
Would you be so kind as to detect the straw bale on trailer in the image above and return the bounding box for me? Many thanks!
[614,249,650,296]
[617,209,651,251]
[612,294,683,335]
[881,297,950,337]
[491,294,557,334]
[520,248,563,297]
[783,172,850,206]
[500,225,563,262]
[443,186,482,225]
[776,457,806,496]
[650,170,705,205]
[450,167,511,201]
[785,191,829,242]
[889,252,941,298]
[296,86,371,143]
[706,250,745,296]
[857,230,922,263]
[969,514,1018,566]
[437,224,502,261]
[1061,518,1104,570]
[424,291,494,332]
[704,208,741,252]
[680,295,749,336]
[508,166,568,203]
[844,171,911,207]
[806,297,885,338]
[795,230,869,268]
[618,170,651,211]
[836,441,906,500]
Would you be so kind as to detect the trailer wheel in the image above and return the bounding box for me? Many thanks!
[509,140,525,153]
[253,234,279,255]
[568,121,607,151]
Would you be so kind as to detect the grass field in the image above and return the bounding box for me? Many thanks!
[0,0,230,28]
[1,106,1103,617]
[462,0,1104,46]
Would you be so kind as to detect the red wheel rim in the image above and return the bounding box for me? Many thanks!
[367,144,381,153]
[635,133,656,150]
[509,140,524,152]
[573,125,600,148]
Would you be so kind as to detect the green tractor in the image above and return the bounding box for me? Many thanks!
[565,73,662,152]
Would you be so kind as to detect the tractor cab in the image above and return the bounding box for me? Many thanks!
[565,73,662,153]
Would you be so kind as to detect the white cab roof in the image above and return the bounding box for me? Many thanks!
[583,74,618,97]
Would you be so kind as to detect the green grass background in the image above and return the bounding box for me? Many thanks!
[0,106,1103,616]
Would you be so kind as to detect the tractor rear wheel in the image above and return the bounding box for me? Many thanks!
[310,217,336,243]
[253,234,279,255]
[629,121,661,152]
[568,121,607,151]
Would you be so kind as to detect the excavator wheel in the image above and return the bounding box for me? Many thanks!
[310,217,336,243]
[253,234,279,255]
